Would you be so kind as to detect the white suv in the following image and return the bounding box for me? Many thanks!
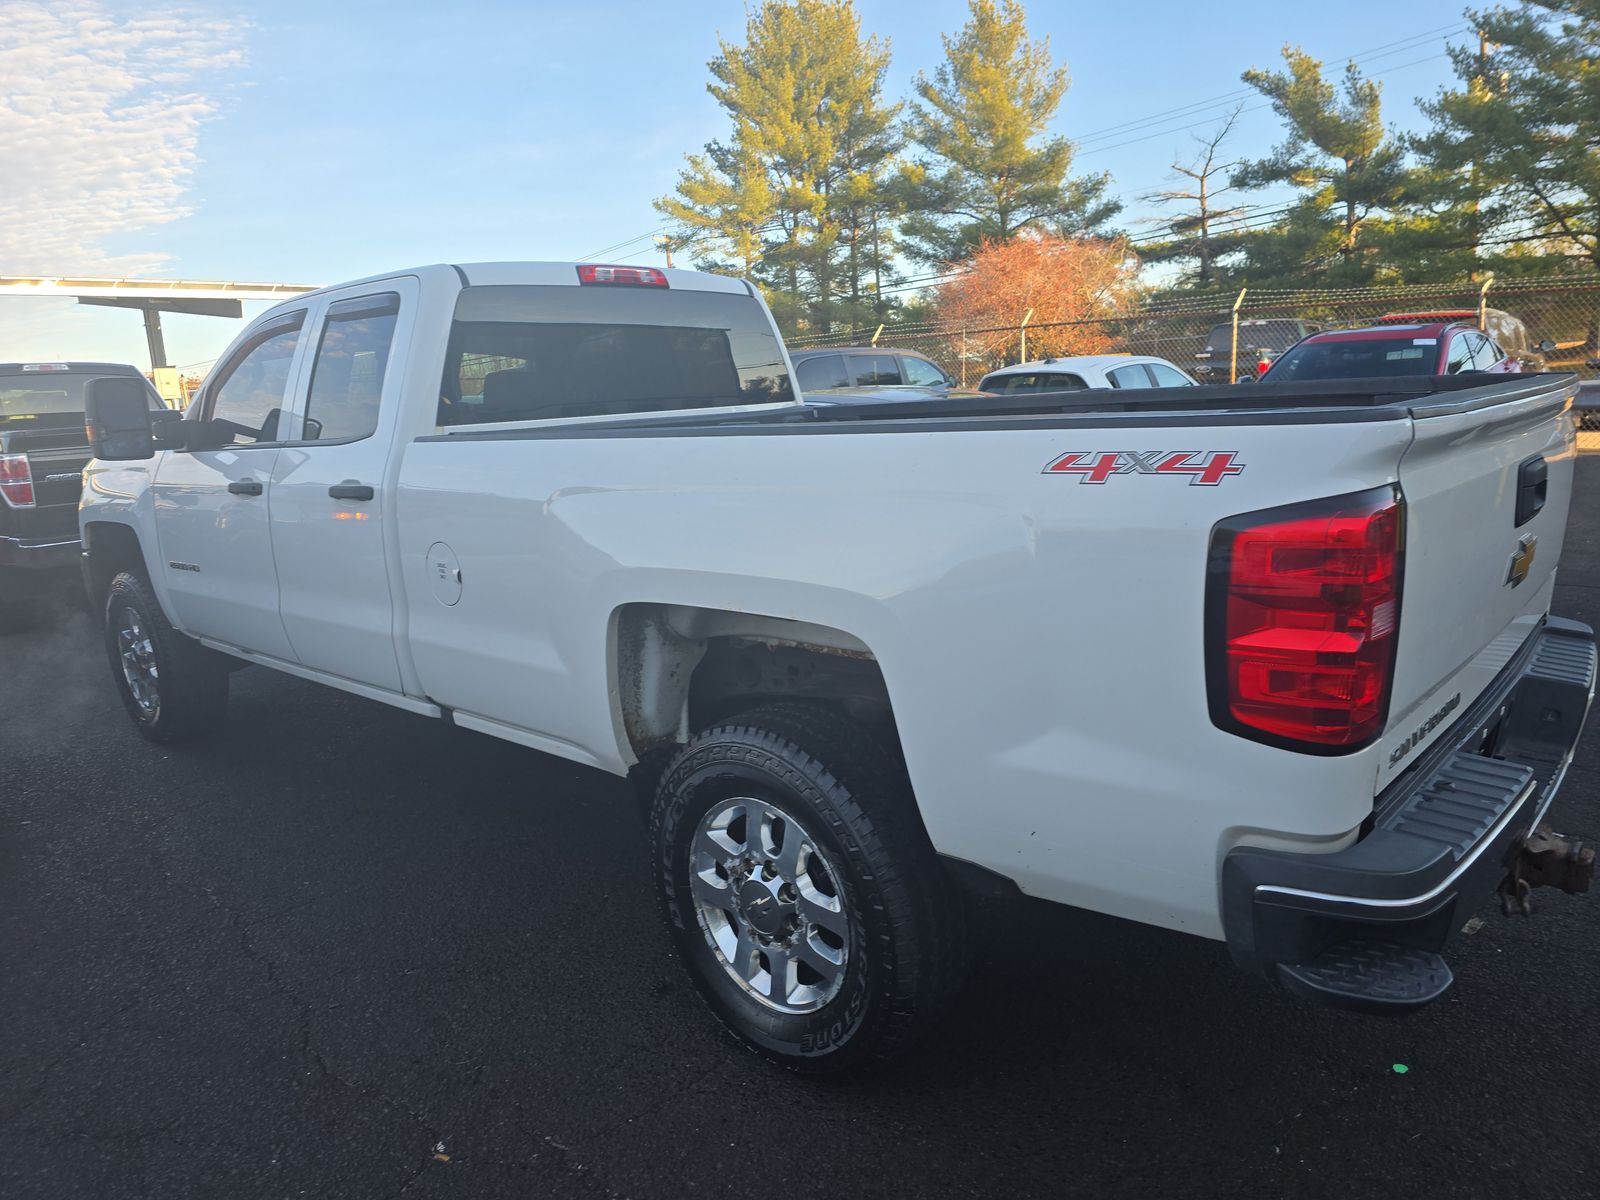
[980,355,1196,393]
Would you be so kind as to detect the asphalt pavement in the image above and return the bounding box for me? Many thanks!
[4,457,1598,1200]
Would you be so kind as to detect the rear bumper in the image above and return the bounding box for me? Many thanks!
[0,532,81,573]
[1222,617,1596,983]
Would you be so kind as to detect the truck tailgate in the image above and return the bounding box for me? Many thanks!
[1375,378,1579,790]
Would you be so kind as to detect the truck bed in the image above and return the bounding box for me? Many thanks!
[420,374,1581,441]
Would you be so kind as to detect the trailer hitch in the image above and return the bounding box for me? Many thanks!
[1499,824,1595,917]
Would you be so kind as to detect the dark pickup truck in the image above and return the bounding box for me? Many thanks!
[0,362,164,629]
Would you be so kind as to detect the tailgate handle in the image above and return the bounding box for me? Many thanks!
[1515,455,1548,527]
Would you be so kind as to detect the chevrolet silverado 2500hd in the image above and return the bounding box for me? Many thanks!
[79,263,1596,1072]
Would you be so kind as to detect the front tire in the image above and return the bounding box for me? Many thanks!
[651,702,967,1073]
[104,571,229,743]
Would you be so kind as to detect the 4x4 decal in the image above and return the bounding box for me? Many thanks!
[1043,450,1245,486]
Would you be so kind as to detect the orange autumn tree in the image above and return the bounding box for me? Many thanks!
[937,232,1140,362]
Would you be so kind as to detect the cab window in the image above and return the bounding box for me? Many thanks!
[1147,363,1193,387]
[204,313,305,445]
[1107,364,1154,388]
[300,294,400,441]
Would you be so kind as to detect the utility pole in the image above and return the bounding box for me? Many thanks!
[653,234,674,269]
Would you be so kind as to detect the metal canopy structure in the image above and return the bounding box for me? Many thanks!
[0,275,320,369]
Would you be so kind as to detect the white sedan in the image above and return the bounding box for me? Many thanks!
[978,355,1196,394]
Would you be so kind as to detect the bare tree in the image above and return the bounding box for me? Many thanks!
[1141,104,1248,284]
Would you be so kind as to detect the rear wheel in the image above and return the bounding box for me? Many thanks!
[650,702,967,1073]
[104,571,229,742]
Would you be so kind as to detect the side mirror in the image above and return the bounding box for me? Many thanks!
[84,377,155,460]
[1538,339,1557,354]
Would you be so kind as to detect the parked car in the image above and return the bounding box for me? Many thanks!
[1379,308,1555,372]
[789,345,955,394]
[980,355,1196,394]
[1193,318,1318,381]
[0,361,163,631]
[1259,321,1523,382]
[80,261,1594,1073]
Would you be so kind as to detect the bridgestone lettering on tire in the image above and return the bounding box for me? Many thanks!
[104,571,229,743]
[650,702,967,1073]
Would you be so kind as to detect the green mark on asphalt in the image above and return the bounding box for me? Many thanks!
[1392,1064,1409,1074]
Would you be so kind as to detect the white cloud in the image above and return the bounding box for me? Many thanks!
[0,1,245,274]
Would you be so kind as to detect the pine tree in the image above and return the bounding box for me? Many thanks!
[1232,47,1407,281]
[1416,4,1600,273]
[902,0,1118,267]
[654,0,902,333]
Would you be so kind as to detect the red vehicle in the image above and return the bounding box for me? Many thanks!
[1258,321,1522,383]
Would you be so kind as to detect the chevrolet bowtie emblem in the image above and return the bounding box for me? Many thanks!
[1506,534,1538,587]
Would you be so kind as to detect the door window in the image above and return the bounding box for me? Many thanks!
[1107,364,1155,389]
[849,355,903,386]
[300,294,400,441]
[794,354,849,391]
[901,356,949,387]
[1470,334,1502,370]
[1445,332,1476,374]
[1147,363,1193,387]
[204,314,305,444]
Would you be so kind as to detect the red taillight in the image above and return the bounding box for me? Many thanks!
[1207,487,1402,750]
[0,452,35,507]
[576,264,669,288]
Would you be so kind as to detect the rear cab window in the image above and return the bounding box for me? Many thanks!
[1,370,162,425]
[439,285,793,425]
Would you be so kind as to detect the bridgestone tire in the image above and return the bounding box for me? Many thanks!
[104,571,229,743]
[651,702,968,1074]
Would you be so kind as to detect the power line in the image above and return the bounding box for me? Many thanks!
[1067,21,1470,148]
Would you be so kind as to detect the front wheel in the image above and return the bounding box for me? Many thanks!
[650,702,967,1073]
[104,571,229,743]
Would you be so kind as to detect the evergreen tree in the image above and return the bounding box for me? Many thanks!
[1416,4,1600,273]
[654,0,901,333]
[1232,47,1407,281]
[902,0,1118,266]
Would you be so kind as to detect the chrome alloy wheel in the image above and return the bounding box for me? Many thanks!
[689,796,850,1014]
[116,606,160,719]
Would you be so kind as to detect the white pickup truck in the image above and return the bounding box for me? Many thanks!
[80,262,1596,1072]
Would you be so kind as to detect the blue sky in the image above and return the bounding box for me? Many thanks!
[2,0,1472,369]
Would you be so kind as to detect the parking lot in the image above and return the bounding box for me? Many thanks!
[1,455,1595,1200]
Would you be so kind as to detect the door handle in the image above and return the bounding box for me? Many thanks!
[1515,455,1548,526]
[328,480,375,501]
[227,479,264,496]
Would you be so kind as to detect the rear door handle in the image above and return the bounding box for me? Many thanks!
[227,480,263,496]
[328,480,375,501]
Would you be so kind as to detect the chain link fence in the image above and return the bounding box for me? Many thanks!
[787,275,1600,429]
